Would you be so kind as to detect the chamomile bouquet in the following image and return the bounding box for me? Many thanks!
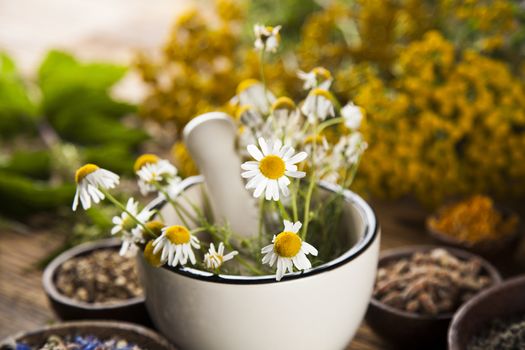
[72,25,366,281]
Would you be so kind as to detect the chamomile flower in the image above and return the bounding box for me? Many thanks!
[297,67,333,90]
[271,97,304,147]
[341,102,364,130]
[241,137,307,201]
[72,164,119,211]
[335,132,368,164]
[152,225,200,267]
[232,79,275,115]
[204,242,238,270]
[119,232,139,256]
[261,220,318,281]
[143,239,167,267]
[135,154,179,195]
[158,177,185,201]
[111,198,154,236]
[237,104,264,129]
[253,24,282,52]
[301,88,335,124]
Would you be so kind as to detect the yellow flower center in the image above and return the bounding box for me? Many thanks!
[75,164,99,184]
[311,88,334,101]
[235,104,254,120]
[145,220,165,237]
[271,97,296,111]
[259,155,286,180]
[236,79,260,95]
[165,225,191,245]
[122,216,136,231]
[134,154,159,172]
[304,134,324,145]
[144,240,164,268]
[274,231,302,258]
[312,67,332,81]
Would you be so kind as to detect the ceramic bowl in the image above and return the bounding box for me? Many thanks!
[0,320,174,349]
[42,238,151,325]
[365,245,502,348]
[137,175,380,350]
[448,275,525,350]
[426,203,521,256]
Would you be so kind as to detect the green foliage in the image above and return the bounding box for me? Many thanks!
[84,144,138,174]
[0,50,147,219]
[0,150,51,180]
[0,170,74,217]
[246,0,321,47]
[0,53,38,137]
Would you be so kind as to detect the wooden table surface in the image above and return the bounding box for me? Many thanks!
[1,199,524,349]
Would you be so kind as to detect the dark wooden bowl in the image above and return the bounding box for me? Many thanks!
[426,205,521,256]
[448,275,525,350]
[42,238,151,326]
[365,245,502,348]
[0,320,175,349]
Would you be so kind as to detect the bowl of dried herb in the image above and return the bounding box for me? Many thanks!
[426,195,521,255]
[449,275,525,350]
[42,238,151,325]
[0,320,174,350]
[365,245,502,348]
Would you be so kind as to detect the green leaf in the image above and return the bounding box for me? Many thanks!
[0,150,51,180]
[0,170,74,217]
[51,108,147,146]
[38,50,127,106]
[0,52,38,137]
[83,144,137,175]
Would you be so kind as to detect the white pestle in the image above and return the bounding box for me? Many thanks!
[183,112,259,239]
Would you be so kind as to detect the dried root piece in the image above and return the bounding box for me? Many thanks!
[373,248,494,315]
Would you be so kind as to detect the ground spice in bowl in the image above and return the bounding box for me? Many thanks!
[467,315,525,350]
[373,248,493,315]
[10,335,146,350]
[55,249,142,304]
[427,195,519,245]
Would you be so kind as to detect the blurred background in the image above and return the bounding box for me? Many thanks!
[1,0,525,342]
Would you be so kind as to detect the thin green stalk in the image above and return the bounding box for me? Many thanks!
[291,180,299,222]
[101,190,157,238]
[276,200,290,221]
[154,184,199,226]
[343,155,362,189]
[301,124,318,240]
[172,203,191,227]
[190,227,208,235]
[258,197,265,251]
[317,117,344,134]
[235,255,265,275]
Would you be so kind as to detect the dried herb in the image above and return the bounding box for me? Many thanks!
[10,335,146,350]
[429,195,518,243]
[468,315,525,350]
[373,249,493,315]
[55,249,142,304]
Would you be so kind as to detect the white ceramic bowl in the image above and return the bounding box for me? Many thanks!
[137,176,380,350]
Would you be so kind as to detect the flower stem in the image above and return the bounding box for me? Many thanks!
[317,117,344,134]
[301,123,318,240]
[235,255,265,275]
[291,180,299,222]
[276,200,290,221]
[258,197,265,252]
[101,190,157,238]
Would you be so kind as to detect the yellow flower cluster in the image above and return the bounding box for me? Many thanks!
[337,31,525,203]
[137,0,525,204]
[136,0,297,129]
[444,0,516,52]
